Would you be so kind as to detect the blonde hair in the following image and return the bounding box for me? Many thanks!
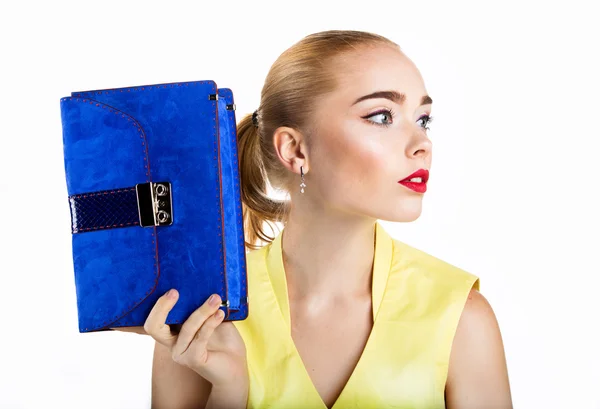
[237,30,399,250]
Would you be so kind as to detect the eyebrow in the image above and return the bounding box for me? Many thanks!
[352,91,433,107]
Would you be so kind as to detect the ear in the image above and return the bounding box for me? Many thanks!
[272,126,309,175]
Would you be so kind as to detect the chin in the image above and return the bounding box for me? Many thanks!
[394,212,422,223]
[388,202,424,223]
[350,196,424,222]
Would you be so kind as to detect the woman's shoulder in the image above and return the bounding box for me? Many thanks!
[244,242,271,268]
[389,237,480,290]
[242,241,276,286]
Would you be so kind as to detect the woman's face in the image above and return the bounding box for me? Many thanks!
[308,44,433,222]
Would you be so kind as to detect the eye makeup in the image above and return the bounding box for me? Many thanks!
[362,108,396,127]
[362,109,434,131]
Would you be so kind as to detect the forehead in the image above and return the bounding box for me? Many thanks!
[329,44,427,108]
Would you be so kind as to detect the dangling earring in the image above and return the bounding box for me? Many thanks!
[300,166,306,194]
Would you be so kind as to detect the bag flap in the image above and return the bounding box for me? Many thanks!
[60,97,159,332]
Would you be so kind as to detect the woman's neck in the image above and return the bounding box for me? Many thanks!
[280,207,377,301]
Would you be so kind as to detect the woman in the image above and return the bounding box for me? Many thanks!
[143,30,513,409]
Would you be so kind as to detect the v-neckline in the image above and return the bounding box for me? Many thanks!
[265,221,394,409]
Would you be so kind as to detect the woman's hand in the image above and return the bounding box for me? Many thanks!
[116,289,248,388]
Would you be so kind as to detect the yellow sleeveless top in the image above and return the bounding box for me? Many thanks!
[232,222,480,409]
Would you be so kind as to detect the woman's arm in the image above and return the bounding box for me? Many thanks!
[445,289,513,409]
[151,340,211,409]
[151,341,248,409]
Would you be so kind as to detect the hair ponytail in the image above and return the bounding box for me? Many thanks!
[237,112,289,250]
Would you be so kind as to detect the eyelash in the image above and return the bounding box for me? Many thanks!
[363,109,434,131]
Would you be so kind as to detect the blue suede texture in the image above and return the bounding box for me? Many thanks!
[60,96,158,332]
[218,88,248,320]
[60,80,247,332]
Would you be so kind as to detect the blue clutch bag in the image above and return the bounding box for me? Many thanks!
[60,80,248,333]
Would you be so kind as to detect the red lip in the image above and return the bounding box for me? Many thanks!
[398,169,429,193]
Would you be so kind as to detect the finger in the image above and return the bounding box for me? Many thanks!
[143,289,180,347]
[110,326,147,335]
[189,309,225,354]
[172,294,222,356]
[183,309,225,367]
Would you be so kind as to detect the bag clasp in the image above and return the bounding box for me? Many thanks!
[136,182,174,227]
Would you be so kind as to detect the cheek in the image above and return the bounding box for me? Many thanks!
[315,124,392,195]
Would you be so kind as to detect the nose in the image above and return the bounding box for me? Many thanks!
[406,130,432,160]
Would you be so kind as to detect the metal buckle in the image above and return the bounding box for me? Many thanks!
[135,182,174,227]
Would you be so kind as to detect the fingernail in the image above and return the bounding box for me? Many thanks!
[209,294,218,306]
[166,289,176,299]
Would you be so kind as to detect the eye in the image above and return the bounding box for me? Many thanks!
[417,114,434,131]
[362,108,395,127]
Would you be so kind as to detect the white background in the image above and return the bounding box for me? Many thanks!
[1,1,599,408]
